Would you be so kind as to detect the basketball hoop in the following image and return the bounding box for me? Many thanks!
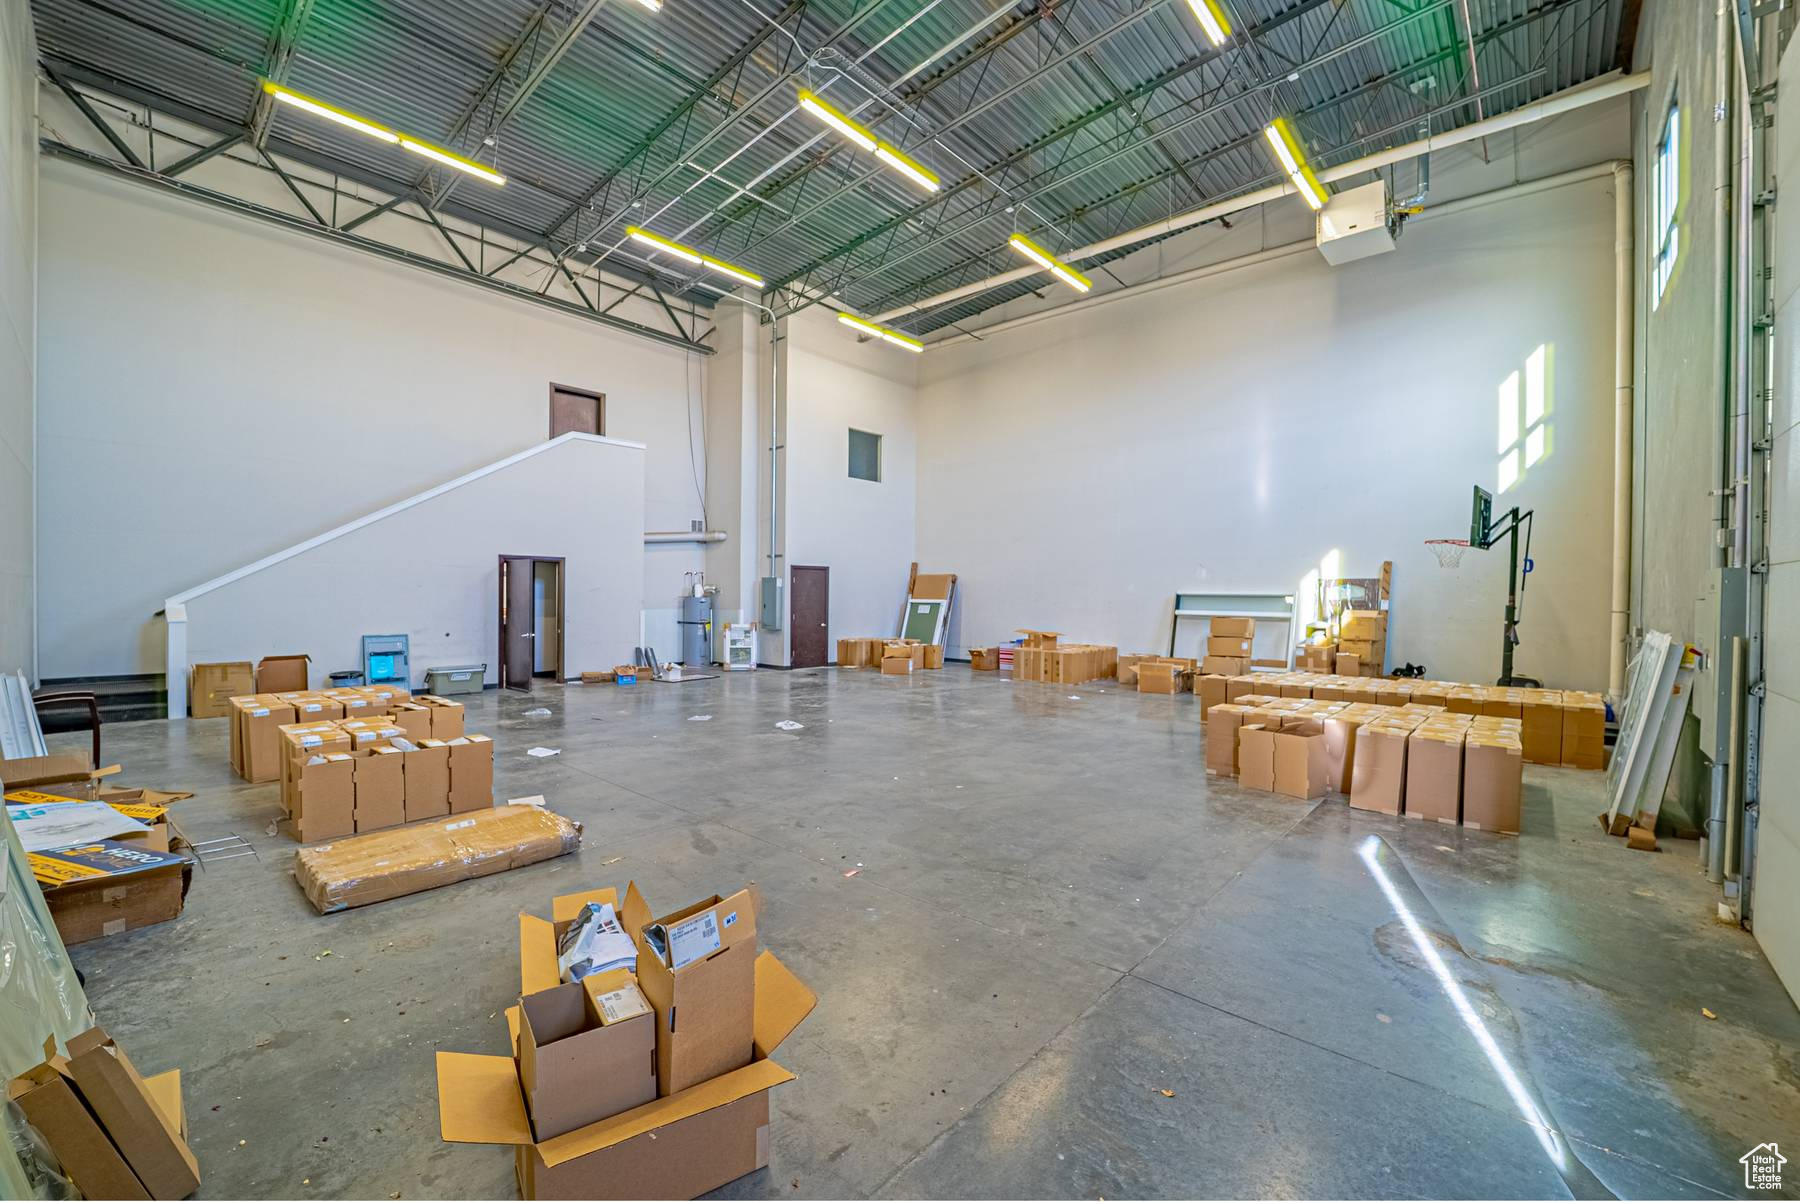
[1425,538,1471,568]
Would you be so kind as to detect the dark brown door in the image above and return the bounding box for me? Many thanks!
[549,384,603,437]
[499,556,537,690]
[790,566,829,668]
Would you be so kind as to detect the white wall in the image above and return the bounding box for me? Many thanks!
[917,109,1628,689]
[0,7,35,677]
[174,434,643,699]
[781,305,918,663]
[36,159,709,678]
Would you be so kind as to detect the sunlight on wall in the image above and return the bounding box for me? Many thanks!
[1498,343,1554,494]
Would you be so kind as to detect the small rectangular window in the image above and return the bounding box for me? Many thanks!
[1652,98,1680,309]
[848,428,882,482]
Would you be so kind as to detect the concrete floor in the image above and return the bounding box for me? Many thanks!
[61,668,1800,1200]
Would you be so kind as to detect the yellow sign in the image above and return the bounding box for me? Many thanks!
[28,849,109,886]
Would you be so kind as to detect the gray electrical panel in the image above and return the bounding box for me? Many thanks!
[759,576,783,631]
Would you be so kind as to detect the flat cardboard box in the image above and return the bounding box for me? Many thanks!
[1519,690,1564,764]
[65,1027,201,1200]
[635,887,759,1097]
[1273,721,1330,800]
[1463,733,1523,833]
[189,661,253,719]
[1195,674,1228,720]
[354,746,406,833]
[448,734,495,813]
[143,1069,186,1143]
[518,975,657,1140]
[1405,726,1465,824]
[1561,691,1607,769]
[403,739,452,822]
[1206,635,1253,657]
[1209,617,1256,638]
[7,1047,150,1201]
[1238,725,1276,792]
[256,654,310,693]
[419,695,467,740]
[1200,655,1250,677]
[294,752,356,843]
[438,902,816,1202]
[295,804,582,913]
[969,648,998,671]
[1349,722,1411,814]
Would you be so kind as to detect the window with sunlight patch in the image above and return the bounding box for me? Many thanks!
[1498,345,1553,494]
[1652,98,1680,308]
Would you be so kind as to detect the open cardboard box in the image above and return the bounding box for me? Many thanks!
[438,883,816,1200]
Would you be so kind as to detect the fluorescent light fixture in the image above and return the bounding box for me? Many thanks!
[838,312,924,353]
[1184,0,1233,46]
[1263,118,1328,211]
[873,144,940,192]
[1007,234,1092,292]
[262,81,398,144]
[630,0,663,9]
[627,227,766,288]
[797,90,878,151]
[400,137,507,185]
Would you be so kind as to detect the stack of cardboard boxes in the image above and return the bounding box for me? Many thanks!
[1334,608,1387,676]
[1133,657,1196,694]
[839,637,944,672]
[7,1026,198,1200]
[1012,631,1117,685]
[1199,617,1256,676]
[436,881,816,1199]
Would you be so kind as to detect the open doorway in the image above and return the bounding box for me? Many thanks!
[499,556,565,690]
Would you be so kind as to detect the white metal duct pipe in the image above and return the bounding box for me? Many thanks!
[645,531,729,543]
[874,71,1650,324]
[1611,158,1635,700]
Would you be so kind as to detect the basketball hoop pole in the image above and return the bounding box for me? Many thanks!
[1481,504,1535,687]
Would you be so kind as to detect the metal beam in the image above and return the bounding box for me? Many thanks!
[163,131,244,178]
[46,65,144,168]
[38,138,714,355]
[420,202,479,273]
[259,146,327,224]
[247,0,316,148]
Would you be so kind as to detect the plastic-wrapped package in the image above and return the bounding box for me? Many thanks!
[555,902,637,983]
[294,804,581,913]
[0,805,93,1198]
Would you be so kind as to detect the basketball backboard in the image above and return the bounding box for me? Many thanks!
[1470,485,1494,548]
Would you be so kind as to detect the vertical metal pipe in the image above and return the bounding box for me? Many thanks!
[1609,160,1635,699]
[1725,634,1746,880]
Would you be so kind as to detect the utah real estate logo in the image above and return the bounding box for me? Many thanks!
[1741,1142,1785,1190]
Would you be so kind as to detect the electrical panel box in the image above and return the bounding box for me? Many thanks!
[362,634,411,688]
[1316,180,1395,266]
[758,576,784,631]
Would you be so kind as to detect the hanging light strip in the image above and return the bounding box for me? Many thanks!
[261,81,506,185]
[1007,234,1092,292]
[798,90,940,192]
[626,227,766,288]
[1183,0,1234,47]
[838,312,924,352]
[1262,117,1328,210]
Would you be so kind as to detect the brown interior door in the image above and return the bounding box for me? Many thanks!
[549,385,603,437]
[790,566,829,668]
[500,556,537,690]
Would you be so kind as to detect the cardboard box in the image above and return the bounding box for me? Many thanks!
[448,734,495,813]
[418,696,467,741]
[880,648,913,676]
[1463,731,1524,833]
[1480,690,1524,720]
[188,661,253,719]
[1200,655,1250,677]
[32,841,191,945]
[294,752,356,843]
[1016,629,1060,648]
[1446,687,1485,716]
[7,1045,150,1201]
[1278,682,1313,700]
[1340,609,1387,640]
[229,697,295,783]
[0,749,96,790]
[1273,720,1330,800]
[403,739,452,822]
[1206,636,1253,658]
[1561,691,1607,769]
[1349,721,1411,815]
[283,693,342,721]
[388,702,434,742]
[1335,651,1362,676]
[1299,644,1334,672]
[1238,725,1277,791]
[518,974,658,1140]
[295,804,582,913]
[836,638,869,668]
[1209,617,1256,638]
[1116,654,1153,687]
[1519,690,1564,764]
[256,654,310,693]
[1205,705,1252,775]
[969,647,998,671]
[1137,661,1187,694]
[636,887,760,1097]
[439,882,816,1202]
[65,1027,201,1200]
[143,1069,185,1144]
[1320,711,1371,794]
[1405,726,1465,824]
[921,644,945,670]
[339,718,405,750]
[1194,674,1229,720]
[1224,674,1261,703]
[353,746,407,833]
